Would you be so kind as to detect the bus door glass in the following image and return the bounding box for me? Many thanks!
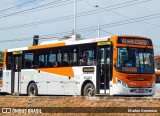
[96,42,112,94]
[11,52,22,94]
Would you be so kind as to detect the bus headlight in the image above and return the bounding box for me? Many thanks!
[117,78,121,84]
[122,81,127,87]
[117,78,127,87]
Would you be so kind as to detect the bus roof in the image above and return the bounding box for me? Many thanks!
[7,36,109,52]
[6,35,151,52]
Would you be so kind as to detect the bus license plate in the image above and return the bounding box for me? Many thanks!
[138,89,144,93]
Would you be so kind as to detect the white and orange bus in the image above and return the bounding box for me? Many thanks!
[0,35,155,96]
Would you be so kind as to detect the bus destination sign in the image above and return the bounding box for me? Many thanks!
[118,38,152,46]
[97,41,111,46]
[122,67,138,73]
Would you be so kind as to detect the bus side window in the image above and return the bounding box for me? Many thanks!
[48,48,62,67]
[79,49,95,66]
[79,51,88,65]
[23,52,34,69]
[37,54,48,68]
[62,46,78,66]
[6,53,12,70]
[70,48,78,66]
[34,49,48,68]
[62,53,69,66]
[57,49,62,66]
[48,53,56,67]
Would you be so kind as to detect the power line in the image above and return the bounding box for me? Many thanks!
[0,0,154,31]
[0,0,157,44]
[0,0,74,18]
[85,0,94,7]
[0,0,37,13]
[101,13,160,28]
[32,11,160,34]
[77,11,160,31]
[78,12,160,33]
[10,0,80,16]
[0,1,16,7]
[82,29,98,37]
[109,10,160,27]
[1,10,159,43]
[43,11,160,38]
[0,0,152,19]
[100,29,115,35]
[0,28,113,43]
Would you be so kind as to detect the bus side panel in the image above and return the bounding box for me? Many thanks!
[47,73,64,95]
[21,66,97,95]
[20,82,28,94]
[34,70,48,95]
[47,66,96,95]
[21,69,48,95]
[3,70,11,93]
[63,66,96,95]
[20,70,35,94]
[63,67,80,95]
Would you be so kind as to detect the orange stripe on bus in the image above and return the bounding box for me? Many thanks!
[28,42,66,50]
[35,67,74,78]
[3,50,8,71]
[0,82,2,87]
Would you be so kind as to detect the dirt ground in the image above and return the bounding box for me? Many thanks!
[0,96,160,115]
[0,96,160,107]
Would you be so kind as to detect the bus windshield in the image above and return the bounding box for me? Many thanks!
[116,47,154,74]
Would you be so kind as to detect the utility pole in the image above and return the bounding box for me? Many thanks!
[74,0,77,38]
[94,5,100,38]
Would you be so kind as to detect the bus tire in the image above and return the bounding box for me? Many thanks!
[83,83,95,96]
[27,83,38,96]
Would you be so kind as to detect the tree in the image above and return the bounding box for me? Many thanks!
[0,51,4,62]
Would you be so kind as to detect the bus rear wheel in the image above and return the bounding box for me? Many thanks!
[83,83,95,97]
[27,83,38,96]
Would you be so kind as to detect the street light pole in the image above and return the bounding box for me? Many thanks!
[74,0,77,38]
[95,5,100,38]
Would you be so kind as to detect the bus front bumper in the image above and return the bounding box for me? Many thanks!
[112,84,155,96]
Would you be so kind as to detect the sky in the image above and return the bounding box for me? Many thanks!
[0,0,159,54]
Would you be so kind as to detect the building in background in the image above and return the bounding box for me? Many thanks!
[155,55,160,71]
[155,55,160,83]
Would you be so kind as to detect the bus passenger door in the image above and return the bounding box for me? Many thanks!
[11,54,22,94]
[96,43,112,95]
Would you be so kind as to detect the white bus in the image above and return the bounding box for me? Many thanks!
[0,35,155,96]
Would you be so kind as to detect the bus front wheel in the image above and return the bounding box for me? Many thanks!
[83,83,95,96]
[27,83,38,96]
